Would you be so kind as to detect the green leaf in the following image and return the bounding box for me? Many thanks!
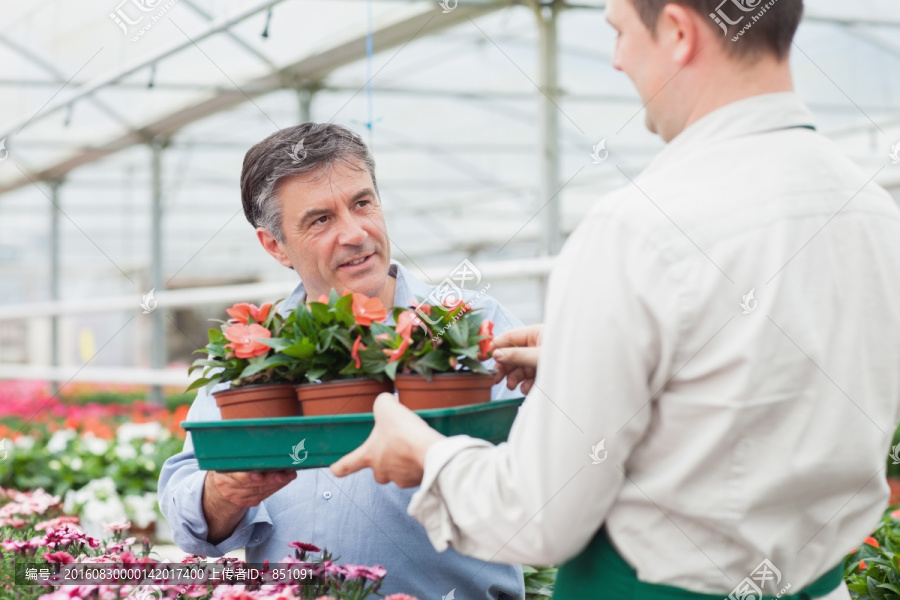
[282,338,316,359]
[460,356,489,374]
[257,338,290,352]
[444,320,467,348]
[208,328,226,343]
[240,355,292,379]
[185,378,211,393]
[305,366,328,383]
[309,301,332,324]
[417,351,451,372]
[385,360,399,381]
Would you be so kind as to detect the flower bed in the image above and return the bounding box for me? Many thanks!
[0,381,188,537]
[0,486,417,600]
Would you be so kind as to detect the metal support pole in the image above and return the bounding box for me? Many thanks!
[150,138,167,404]
[536,0,562,258]
[49,180,62,397]
[297,87,313,123]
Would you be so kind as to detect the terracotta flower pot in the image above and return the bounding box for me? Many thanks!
[295,378,394,416]
[214,384,300,420]
[395,372,494,410]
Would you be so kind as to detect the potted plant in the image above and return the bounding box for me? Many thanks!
[187,301,304,420]
[271,290,393,416]
[376,299,495,410]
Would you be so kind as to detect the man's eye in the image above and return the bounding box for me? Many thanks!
[356,200,370,209]
[313,216,329,225]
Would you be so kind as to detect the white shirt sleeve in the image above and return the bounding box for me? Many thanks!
[408,209,687,565]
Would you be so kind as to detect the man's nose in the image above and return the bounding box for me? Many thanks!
[336,215,368,246]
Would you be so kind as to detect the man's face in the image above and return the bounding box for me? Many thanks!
[607,0,671,136]
[272,161,392,301]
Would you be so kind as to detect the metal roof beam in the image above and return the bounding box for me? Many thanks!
[0,2,506,196]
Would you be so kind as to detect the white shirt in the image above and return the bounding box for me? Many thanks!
[408,93,900,597]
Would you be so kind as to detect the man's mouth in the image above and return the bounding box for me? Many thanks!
[339,254,373,269]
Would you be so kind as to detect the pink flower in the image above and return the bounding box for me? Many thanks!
[103,521,131,533]
[442,297,471,312]
[0,517,25,528]
[287,541,321,553]
[351,294,387,326]
[224,323,272,359]
[43,551,75,563]
[35,516,79,532]
[351,336,365,369]
[384,595,419,600]
[227,302,273,325]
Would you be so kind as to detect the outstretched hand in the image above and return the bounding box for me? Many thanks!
[330,393,445,488]
[491,324,543,394]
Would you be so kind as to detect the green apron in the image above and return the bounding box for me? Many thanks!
[554,529,843,600]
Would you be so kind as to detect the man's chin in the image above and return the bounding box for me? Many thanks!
[333,259,387,296]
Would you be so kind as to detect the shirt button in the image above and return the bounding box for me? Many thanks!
[323,491,332,500]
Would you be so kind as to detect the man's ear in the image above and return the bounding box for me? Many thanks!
[256,227,294,269]
[658,3,703,67]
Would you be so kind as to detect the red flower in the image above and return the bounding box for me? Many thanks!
[477,320,494,361]
[859,559,867,570]
[317,294,330,304]
[892,509,900,520]
[226,302,273,325]
[864,536,880,548]
[224,323,272,358]
[351,336,365,369]
[351,294,387,326]
[43,551,75,563]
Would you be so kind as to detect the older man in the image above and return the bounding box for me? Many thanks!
[332,1,900,599]
[158,123,525,600]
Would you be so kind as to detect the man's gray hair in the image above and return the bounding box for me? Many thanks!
[240,122,378,242]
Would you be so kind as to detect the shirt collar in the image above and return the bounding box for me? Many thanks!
[641,92,816,178]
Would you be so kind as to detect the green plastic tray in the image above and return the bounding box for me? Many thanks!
[183,397,524,472]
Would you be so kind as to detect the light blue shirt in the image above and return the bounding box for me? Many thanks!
[158,261,525,599]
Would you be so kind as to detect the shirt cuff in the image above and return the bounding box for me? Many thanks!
[408,435,493,552]
[168,470,274,557]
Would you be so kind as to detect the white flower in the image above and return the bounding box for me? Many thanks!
[14,435,35,450]
[114,444,138,461]
[116,422,163,445]
[47,429,77,454]
[70,457,83,471]
[81,433,109,456]
[83,498,127,528]
[141,442,155,456]
[124,493,158,529]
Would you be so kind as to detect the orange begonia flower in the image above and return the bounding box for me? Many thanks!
[351,294,387,326]
[224,323,272,359]
[864,536,880,548]
[385,337,410,363]
[396,310,422,343]
[226,302,273,325]
[477,320,494,361]
[351,336,365,369]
